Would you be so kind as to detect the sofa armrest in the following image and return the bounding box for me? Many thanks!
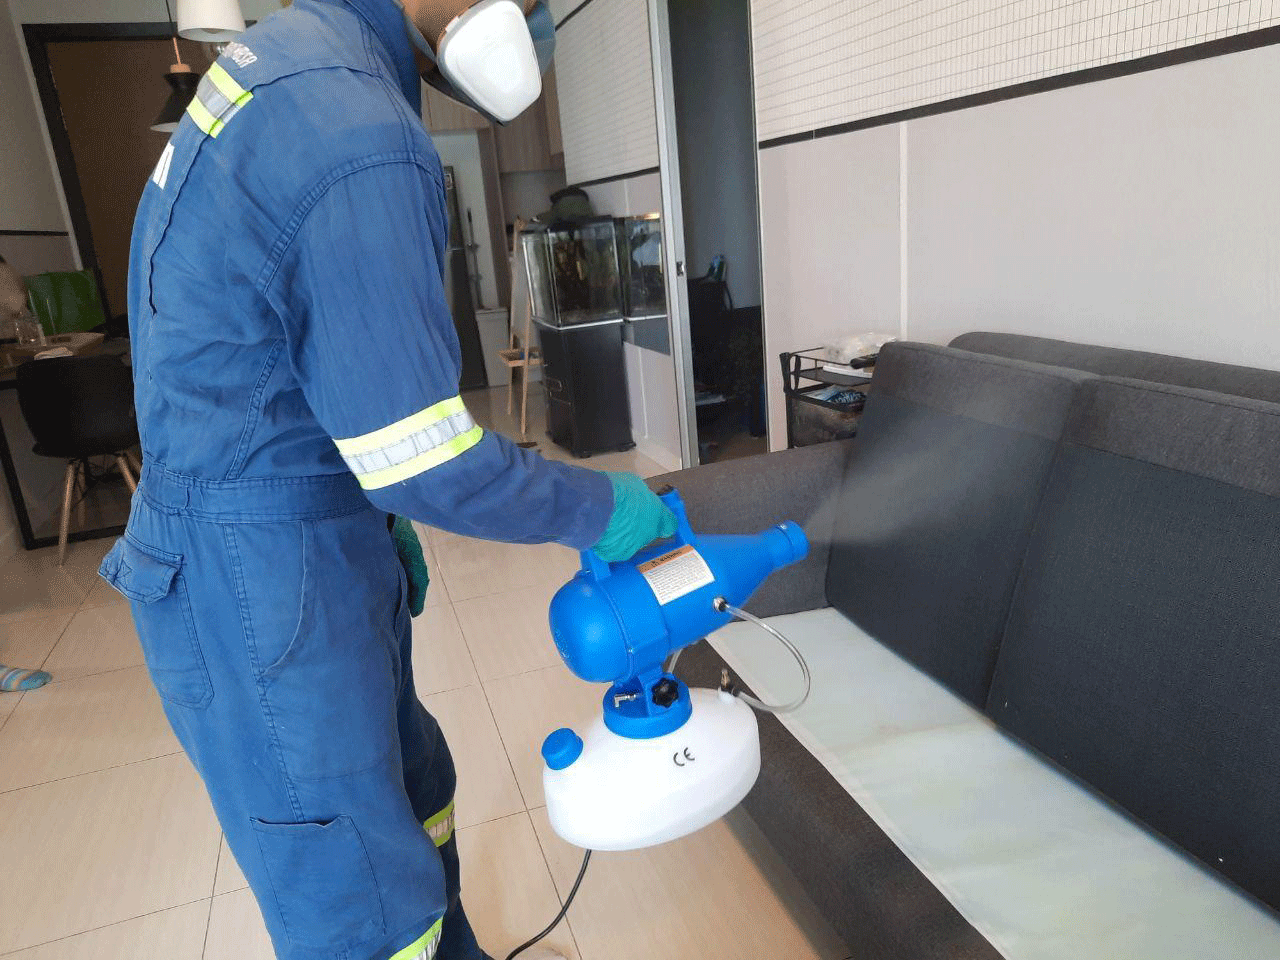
[651,439,853,617]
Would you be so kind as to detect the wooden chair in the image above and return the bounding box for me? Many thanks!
[496,218,543,440]
[16,355,139,564]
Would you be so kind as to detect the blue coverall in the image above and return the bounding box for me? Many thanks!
[100,2,615,958]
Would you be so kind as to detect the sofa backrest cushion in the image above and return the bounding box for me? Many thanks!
[951,331,1280,404]
[826,342,1090,706]
[988,377,1280,911]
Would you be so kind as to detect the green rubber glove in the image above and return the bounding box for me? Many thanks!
[590,473,679,563]
[391,515,430,617]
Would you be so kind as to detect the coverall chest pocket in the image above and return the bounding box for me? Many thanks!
[100,538,213,709]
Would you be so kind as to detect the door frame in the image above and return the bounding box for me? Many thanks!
[647,0,700,469]
[23,21,180,310]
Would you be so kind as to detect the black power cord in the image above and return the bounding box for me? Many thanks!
[504,849,592,960]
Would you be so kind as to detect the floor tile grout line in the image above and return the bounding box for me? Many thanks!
[35,609,78,674]
[477,674,538,813]
[200,836,225,960]
[0,693,23,738]
[524,807,589,960]
[0,896,211,958]
[0,749,185,797]
[40,661,149,687]
[437,599,484,692]
[477,659,570,687]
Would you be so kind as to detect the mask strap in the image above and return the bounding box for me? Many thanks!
[398,1,440,67]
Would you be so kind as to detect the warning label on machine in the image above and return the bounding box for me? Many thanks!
[637,545,715,605]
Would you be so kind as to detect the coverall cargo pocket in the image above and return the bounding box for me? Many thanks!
[251,815,386,950]
[100,537,213,708]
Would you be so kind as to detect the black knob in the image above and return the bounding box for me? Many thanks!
[652,677,680,708]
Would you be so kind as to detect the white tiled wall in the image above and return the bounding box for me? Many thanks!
[554,0,660,185]
[752,0,1280,141]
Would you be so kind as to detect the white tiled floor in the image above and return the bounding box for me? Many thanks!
[0,387,849,960]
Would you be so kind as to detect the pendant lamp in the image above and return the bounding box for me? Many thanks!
[151,1,200,134]
[177,0,246,42]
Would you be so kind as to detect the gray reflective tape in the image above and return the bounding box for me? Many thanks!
[415,928,442,960]
[342,409,477,477]
[427,810,455,845]
[195,74,249,126]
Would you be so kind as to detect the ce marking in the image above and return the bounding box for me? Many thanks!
[673,747,696,767]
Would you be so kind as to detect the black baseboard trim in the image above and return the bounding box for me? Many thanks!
[570,165,661,191]
[556,0,595,31]
[760,24,1280,151]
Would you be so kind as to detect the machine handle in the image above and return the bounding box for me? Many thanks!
[578,487,691,581]
[659,486,697,547]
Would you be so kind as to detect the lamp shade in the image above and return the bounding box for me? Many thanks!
[176,0,245,42]
[151,64,200,133]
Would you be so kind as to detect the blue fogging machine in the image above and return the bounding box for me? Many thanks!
[542,487,808,851]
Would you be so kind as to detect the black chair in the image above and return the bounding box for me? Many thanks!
[17,354,140,564]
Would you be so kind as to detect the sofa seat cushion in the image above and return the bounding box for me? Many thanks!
[708,608,1280,960]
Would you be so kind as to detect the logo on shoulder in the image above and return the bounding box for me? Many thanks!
[224,42,257,67]
[151,142,175,190]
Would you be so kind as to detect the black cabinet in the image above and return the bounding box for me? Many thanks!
[538,320,633,458]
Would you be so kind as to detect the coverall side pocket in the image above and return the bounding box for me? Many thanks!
[100,538,213,709]
[251,815,386,951]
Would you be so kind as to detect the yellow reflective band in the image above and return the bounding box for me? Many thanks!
[335,396,469,457]
[354,424,483,490]
[389,918,443,960]
[206,62,252,108]
[185,97,224,137]
[423,800,455,848]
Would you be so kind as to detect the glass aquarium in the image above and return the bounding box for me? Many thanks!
[618,214,667,318]
[520,227,556,322]
[521,218,623,327]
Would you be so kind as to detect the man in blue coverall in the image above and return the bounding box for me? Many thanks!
[102,2,676,958]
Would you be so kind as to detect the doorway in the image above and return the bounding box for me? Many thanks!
[664,0,766,464]
[25,22,216,319]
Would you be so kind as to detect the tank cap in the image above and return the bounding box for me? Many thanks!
[542,727,584,770]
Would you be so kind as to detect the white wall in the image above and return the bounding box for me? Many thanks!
[430,131,501,311]
[756,40,1280,449]
[669,0,761,306]
[0,0,66,234]
[580,171,661,218]
[500,169,567,225]
[758,128,900,448]
[906,43,1280,365]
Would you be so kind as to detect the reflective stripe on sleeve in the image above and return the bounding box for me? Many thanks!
[186,62,253,137]
[389,918,443,960]
[334,398,483,490]
[423,799,455,848]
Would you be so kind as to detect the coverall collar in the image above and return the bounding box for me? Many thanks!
[337,0,423,113]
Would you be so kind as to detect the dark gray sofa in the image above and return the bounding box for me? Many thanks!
[661,335,1280,960]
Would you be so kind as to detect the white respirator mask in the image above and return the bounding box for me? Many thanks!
[400,0,555,124]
